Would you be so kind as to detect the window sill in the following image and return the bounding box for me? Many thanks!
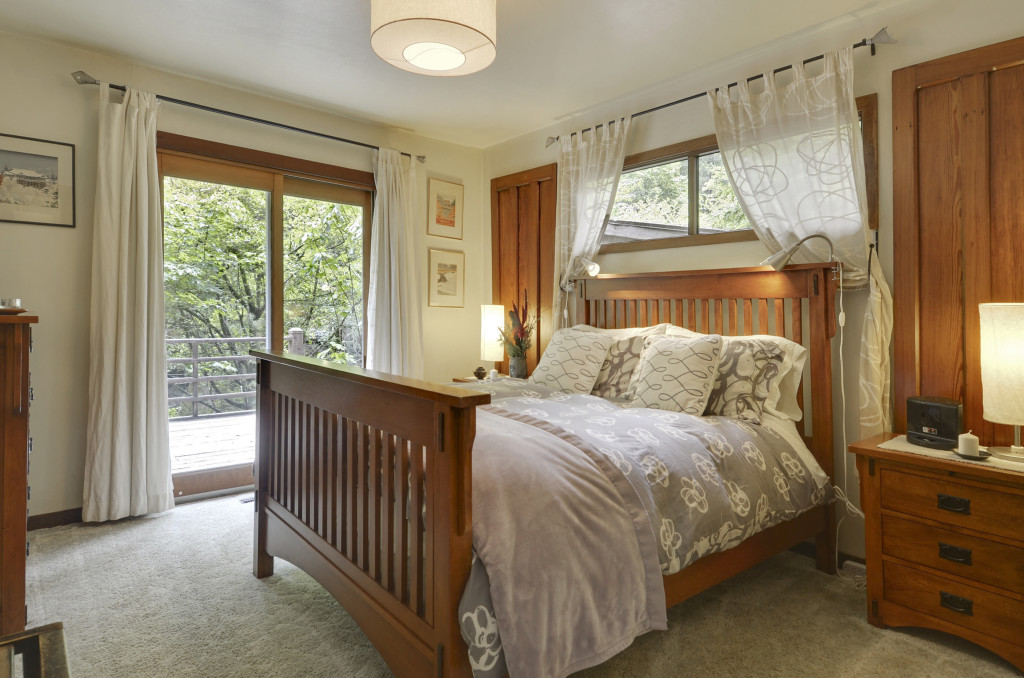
[598,229,758,254]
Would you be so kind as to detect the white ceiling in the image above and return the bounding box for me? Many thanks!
[1,0,880,148]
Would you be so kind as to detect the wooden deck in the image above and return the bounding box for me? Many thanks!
[168,414,256,473]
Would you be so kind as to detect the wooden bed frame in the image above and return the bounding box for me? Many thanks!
[251,263,838,678]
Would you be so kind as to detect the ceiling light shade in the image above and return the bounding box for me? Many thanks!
[371,0,496,76]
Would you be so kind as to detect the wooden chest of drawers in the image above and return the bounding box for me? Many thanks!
[0,315,35,636]
[850,434,1024,672]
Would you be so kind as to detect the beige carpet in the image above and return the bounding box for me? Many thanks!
[25,493,1021,678]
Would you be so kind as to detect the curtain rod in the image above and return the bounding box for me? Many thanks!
[544,26,895,147]
[69,72,427,163]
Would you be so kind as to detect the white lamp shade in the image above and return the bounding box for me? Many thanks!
[371,0,496,76]
[481,304,505,362]
[979,303,1024,424]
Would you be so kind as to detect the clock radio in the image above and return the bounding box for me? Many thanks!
[906,396,963,450]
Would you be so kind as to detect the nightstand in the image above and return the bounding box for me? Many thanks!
[849,433,1024,672]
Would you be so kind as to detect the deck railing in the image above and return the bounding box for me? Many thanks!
[167,337,267,419]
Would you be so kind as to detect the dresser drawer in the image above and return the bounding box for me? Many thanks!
[880,468,1024,540]
[884,561,1024,643]
[882,515,1024,593]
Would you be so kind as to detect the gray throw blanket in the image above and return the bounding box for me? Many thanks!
[458,380,832,678]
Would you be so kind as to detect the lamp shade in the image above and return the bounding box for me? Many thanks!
[481,304,505,362]
[371,0,496,76]
[979,303,1024,424]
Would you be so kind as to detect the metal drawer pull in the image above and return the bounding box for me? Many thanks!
[937,493,971,515]
[938,542,973,565]
[940,591,974,616]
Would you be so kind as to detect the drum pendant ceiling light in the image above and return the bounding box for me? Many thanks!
[371,0,497,76]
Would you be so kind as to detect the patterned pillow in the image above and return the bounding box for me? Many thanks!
[705,336,806,423]
[581,325,669,399]
[667,327,808,421]
[629,334,722,415]
[529,329,614,394]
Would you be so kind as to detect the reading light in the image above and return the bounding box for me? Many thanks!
[481,305,505,362]
[760,234,836,271]
[580,257,601,277]
[371,0,497,76]
[979,303,1024,461]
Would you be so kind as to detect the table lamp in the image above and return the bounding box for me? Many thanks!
[481,304,505,366]
[979,303,1024,461]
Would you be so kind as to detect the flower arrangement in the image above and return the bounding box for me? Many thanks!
[497,292,538,358]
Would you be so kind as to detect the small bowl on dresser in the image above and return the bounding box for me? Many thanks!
[0,299,25,314]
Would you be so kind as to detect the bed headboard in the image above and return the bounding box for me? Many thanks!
[575,263,837,481]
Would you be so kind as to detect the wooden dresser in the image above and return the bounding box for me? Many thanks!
[0,313,36,635]
[850,433,1024,672]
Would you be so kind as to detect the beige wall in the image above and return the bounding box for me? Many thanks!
[0,32,489,517]
[483,0,1024,557]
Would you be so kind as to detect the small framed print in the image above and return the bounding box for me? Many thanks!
[427,178,463,240]
[428,248,465,308]
[0,133,76,228]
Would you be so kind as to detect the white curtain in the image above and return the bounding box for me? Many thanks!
[365,148,423,378]
[709,48,893,437]
[555,118,631,328]
[83,85,174,522]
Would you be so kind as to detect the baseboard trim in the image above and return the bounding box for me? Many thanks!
[28,508,82,531]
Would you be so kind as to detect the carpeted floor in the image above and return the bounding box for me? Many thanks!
[24,493,1021,677]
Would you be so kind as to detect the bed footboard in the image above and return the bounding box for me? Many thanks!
[251,351,489,678]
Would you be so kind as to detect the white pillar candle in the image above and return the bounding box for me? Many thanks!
[958,430,980,457]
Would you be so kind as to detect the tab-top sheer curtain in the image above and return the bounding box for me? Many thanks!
[83,85,174,522]
[555,118,631,328]
[709,47,893,436]
[365,148,423,378]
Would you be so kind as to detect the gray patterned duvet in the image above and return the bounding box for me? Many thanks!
[457,379,832,678]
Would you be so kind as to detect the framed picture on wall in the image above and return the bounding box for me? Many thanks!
[0,133,76,228]
[428,248,465,308]
[427,178,463,239]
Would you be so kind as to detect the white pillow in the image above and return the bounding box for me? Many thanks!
[629,334,723,415]
[576,324,670,399]
[529,329,614,394]
[665,327,807,421]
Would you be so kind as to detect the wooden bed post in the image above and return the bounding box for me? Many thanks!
[253,356,274,578]
[807,268,839,574]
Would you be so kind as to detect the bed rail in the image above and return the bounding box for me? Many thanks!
[251,351,489,678]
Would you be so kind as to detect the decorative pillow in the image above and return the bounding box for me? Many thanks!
[529,329,614,394]
[667,326,808,421]
[629,334,723,415]
[705,335,807,423]
[578,324,670,399]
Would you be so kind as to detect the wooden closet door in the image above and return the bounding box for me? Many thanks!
[893,35,1024,445]
[490,164,557,374]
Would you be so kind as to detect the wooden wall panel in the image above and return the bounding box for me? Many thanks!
[893,36,1024,445]
[915,82,965,404]
[490,164,557,375]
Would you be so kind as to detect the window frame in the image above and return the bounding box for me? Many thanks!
[598,93,879,254]
[157,132,375,357]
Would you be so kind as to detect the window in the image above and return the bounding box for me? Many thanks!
[601,94,878,254]
[601,134,754,253]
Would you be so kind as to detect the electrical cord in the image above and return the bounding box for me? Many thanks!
[829,261,866,589]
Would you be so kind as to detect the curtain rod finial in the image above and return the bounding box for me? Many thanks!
[867,26,896,46]
[71,71,99,86]
[545,136,558,148]
[416,155,427,164]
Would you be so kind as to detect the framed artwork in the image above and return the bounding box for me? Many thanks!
[427,178,463,239]
[428,248,465,308]
[0,133,76,228]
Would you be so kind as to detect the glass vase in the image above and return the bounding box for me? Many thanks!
[509,356,527,379]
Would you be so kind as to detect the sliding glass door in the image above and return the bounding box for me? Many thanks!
[160,153,372,497]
